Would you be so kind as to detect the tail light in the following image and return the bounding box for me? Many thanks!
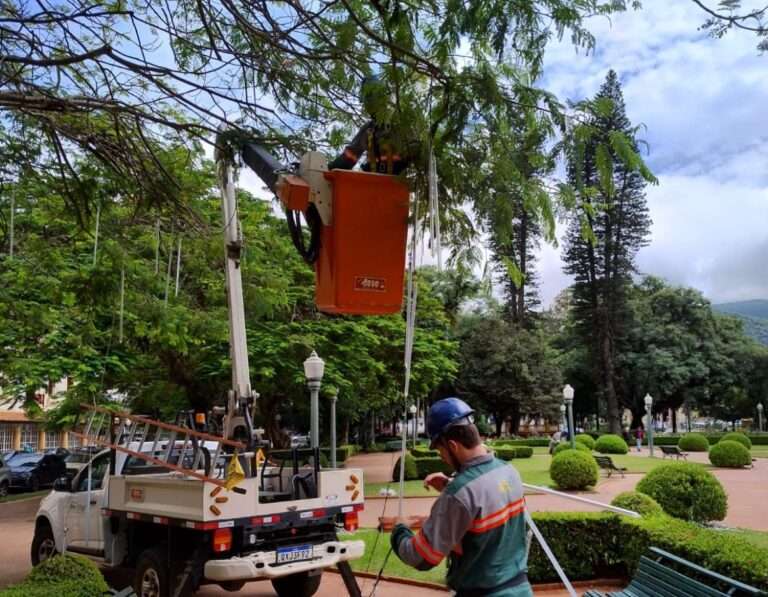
[344,511,359,532]
[212,528,232,553]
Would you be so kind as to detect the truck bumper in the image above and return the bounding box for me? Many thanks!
[204,539,366,582]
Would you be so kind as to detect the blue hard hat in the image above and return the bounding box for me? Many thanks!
[427,398,475,448]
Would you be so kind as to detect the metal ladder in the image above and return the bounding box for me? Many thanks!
[72,405,246,488]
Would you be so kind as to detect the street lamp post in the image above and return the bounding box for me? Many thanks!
[563,385,575,449]
[329,391,338,468]
[644,394,654,458]
[409,404,417,448]
[303,350,325,450]
[758,403,764,433]
[559,404,566,437]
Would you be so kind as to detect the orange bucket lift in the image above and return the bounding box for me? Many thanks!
[275,152,410,315]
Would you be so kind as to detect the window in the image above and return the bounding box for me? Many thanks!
[20,425,38,451]
[45,431,60,450]
[76,453,110,492]
[68,432,82,448]
[0,425,13,452]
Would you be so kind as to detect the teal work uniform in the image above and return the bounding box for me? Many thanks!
[391,453,532,596]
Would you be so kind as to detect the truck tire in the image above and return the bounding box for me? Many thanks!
[135,547,171,597]
[271,571,322,597]
[31,522,58,565]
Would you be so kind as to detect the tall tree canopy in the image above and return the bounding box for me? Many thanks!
[562,69,654,433]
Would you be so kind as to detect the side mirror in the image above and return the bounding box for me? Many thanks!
[53,476,71,492]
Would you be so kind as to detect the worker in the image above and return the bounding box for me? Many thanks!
[390,397,533,596]
[328,75,413,175]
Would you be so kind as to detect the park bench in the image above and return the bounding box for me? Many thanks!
[661,445,688,460]
[593,455,627,478]
[583,546,763,597]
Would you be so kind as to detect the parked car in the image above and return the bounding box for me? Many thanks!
[63,447,102,473]
[0,455,11,498]
[9,453,67,492]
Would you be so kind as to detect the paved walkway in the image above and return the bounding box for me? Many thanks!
[352,449,768,531]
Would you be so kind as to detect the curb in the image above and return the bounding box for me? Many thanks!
[329,569,625,592]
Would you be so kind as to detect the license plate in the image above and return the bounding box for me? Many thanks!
[276,544,313,564]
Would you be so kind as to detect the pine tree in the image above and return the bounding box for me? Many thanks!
[562,70,652,433]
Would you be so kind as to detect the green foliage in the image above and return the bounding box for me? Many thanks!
[321,445,359,463]
[553,441,591,456]
[610,491,663,517]
[392,453,418,482]
[549,449,598,490]
[575,434,596,450]
[411,447,439,458]
[636,463,727,522]
[525,512,768,591]
[490,438,551,447]
[595,434,629,454]
[709,440,752,468]
[677,433,710,452]
[492,446,534,460]
[414,457,453,478]
[721,432,752,449]
[0,554,108,597]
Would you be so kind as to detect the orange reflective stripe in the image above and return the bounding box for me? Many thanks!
[469,498,525,534]
[412,531,444,565]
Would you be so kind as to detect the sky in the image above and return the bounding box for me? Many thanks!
[535,0,768,307]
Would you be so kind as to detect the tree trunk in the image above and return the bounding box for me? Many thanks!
[601,329,621,433]
[671,409,677,434]
[494,412,503,437]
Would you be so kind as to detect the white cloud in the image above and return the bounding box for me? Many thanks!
[536,0,768,307]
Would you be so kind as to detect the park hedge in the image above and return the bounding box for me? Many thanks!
[489,438,551,447]
[321,444,360,463]
[493,446,534,460]
[0,554,109,597]
[640,433,768,446]
[525,512,768,591]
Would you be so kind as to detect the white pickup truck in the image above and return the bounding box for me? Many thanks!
[32,446,365,596]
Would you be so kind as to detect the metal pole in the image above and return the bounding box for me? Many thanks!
[398,409,407,518]
[309,380,320,450]
[647,405,654,458]
[524,510,577,597]
[330,394,337,468]
[154,219,161,274]
[92,201,101,265]
[522,483,640,518]
[567,402,576,449]
[174,236,182,297]
[8,192,14,259]
[118,267,125,343]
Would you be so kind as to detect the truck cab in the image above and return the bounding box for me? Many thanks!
[33,446,364,596]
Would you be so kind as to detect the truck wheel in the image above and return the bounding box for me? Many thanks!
[31,522,58,565]
[271,571,322,597]
[135,547,170,597]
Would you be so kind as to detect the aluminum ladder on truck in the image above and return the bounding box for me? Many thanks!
[72,404,246,488]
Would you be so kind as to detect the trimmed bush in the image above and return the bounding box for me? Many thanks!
[636,462,727,522]
[594,434,629,454]
[489,438,551,447]
[0,554,109,597]
[392,452,418,481]
[552,441,591,456]
[362,442,386,453]
[385,440,404,452]
[493,446,534,460]
[575,434,596,450]
[721,432,752,450]
[550,449,599,490]
[523,512,768,591]
[322,444,359,463]
[411,447,439,458]
[677,433,709,452]
[709,440,752,468]
[415,457,452,477]
[610,491,663,517]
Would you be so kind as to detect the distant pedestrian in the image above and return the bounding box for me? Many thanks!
[635,427,644,452]
[622,427,631,444]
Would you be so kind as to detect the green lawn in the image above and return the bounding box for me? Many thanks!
[0,489,49,504]
[365,451,702,498]
[344,528,447,585]
[751,446,768,458]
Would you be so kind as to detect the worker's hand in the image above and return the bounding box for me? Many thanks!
[423,472,450,492]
